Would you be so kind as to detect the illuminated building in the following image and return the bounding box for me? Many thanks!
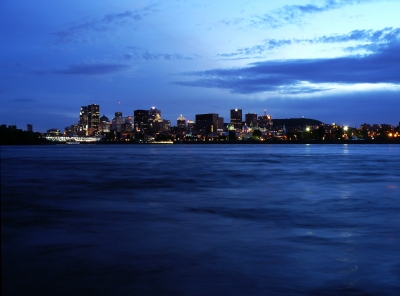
[121,116,133,132]
[47,128,60,136]
[258,110,273,129]
[148,106,163,133]
[177,115,186,128]
[134,109,149,132]
[195,113,219,133]
[77,104,100,135]
[163,120,171,131]
[112,112,124,132]
[245,113,257,127]
[99,115,110,133]
[88,104,100,131]
[187,120,195,130]
[78,106,88,135]
[230,109,242,129]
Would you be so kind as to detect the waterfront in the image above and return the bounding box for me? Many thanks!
[1,145,400,295]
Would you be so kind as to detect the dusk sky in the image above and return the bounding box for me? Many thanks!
[1,0,399,132]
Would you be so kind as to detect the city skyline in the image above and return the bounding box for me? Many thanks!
[1,0,400,132]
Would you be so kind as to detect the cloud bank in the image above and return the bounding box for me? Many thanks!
[219,27,399,58]
[176,40,400,94]
[124,52,193,61]
[250,0,374,29]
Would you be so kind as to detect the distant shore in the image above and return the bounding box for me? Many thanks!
[94,139,400,145]
[2,139,400,146]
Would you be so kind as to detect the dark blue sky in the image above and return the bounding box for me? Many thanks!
[1,0,399,131]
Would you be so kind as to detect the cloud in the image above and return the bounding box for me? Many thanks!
[36,62,131,75]
[250,0,373,29]
[53,5,158,44]
[175,40,400,94]
[218,39,292,57]
[123,51,193,61]
[219,27,399,58]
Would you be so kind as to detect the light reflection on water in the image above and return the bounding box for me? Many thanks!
[1,144,400,296]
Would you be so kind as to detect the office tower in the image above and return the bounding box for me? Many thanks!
[258,109,273,129]
[99,115,110,133]
[149,106,161,121]
[177,115,186,128]
[27,124,33,132]
[217,117,224,130]
[245,113,258,127]
[121,116,133,132]
[163,120,171,131]
[112,112,124,132]
[134,109,149,132]
[78,106,88,135]
[148,106,163,133]
[195,113,219,133]
[187,120,195,130]
[88,104,100,130]
[230,109,243,129]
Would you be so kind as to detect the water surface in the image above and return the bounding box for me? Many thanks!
[2,145,400,295]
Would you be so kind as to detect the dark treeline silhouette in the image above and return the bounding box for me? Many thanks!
[0,125,46,145]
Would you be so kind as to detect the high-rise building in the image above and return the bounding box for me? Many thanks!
[148,106,163,133]
[88,104,100,130]
[134,110,149,132]
[27,124,33,132]
[196,113,219,133]
[149,106,161,121]
[78,106,88,135]
[99,115,110,133]
[78,104,100,135]
[163,119,171,131]
[230,109,243,129]
[245,113,258,127]
[121,116,133,132]
[112,112,124,132]
[177,115,186,128]
[187,120,195,130]
[258,109,273,129]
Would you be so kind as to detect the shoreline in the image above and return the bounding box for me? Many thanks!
[3,140,400,146]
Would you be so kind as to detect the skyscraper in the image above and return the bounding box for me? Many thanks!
[245,113,258,127]
[112,112,124,132]
[177,115,186,128]
[99,115,110,133]
[230,109,243,129]
[78,104,100,135]
[196,113,219,133]
[88,104,100,130]
[258,109,273,129]
[134,110,149,132]
[78,106,88,135]
[148,106,163,133]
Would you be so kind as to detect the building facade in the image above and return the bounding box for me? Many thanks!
[177,115,186,128]
[245,113,258,127]
[134,109,149,132]
[196,113,219,133]
[230,109,243,129]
